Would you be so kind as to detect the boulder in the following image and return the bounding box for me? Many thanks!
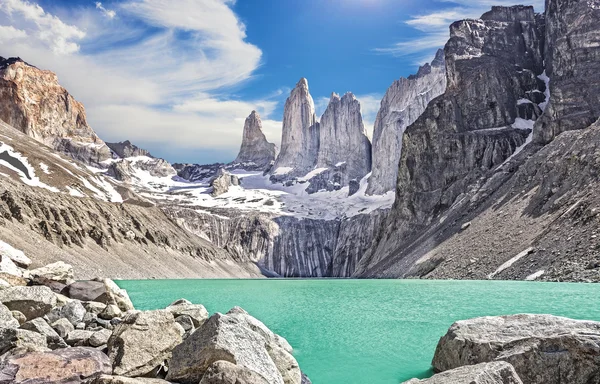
[28,261,74,284]
[0,255,22,277]
[166,299,208,327]
[199,360,270,384]
[0,327,47,355]
[0,273,26,287]
[102,279,134,312]
[92,375,170,384]
[107,310,183,377]
[66,330,94,346]
[227,307,293,353]
[10,311,25,326]
[402,362,522,384]
[210,169,240,197]
[0,347,111,383]
[85,301,108,315]
[47,299,86,325]
[62,280,134,312]
[268,345,301,384]
[0,241,31,268]
[0,286,57,320]
[89,329,112,347]
[167,312,283,384]
[21,318,67,350]
[0,304,18,329]
[99,304,122,320]
[0,279,9,289]
[432,314,600,384]
[29,276,67,293]
[51,317,75,338]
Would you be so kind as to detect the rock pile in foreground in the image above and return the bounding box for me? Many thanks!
[402,314,600,384]
[0,254,309,384]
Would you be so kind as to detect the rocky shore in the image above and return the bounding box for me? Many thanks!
[0,252,309,384]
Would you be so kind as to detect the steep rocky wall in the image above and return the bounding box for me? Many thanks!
[533,0,600,143]
[358,6,546,275]
[234,111,278,170]
[0,58,111,165]
[167,207,387,277]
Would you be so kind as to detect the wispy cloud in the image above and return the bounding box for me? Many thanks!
[95,2,116,19]
[376,0,544,60]
[0,0,283,163]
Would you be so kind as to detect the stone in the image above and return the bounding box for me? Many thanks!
[461,222,471,230]
[402,362,522,384]
[51,317,75,338]
[9,311,24,326]
[0,240,31,268]
[167,312,283,384]
[0,346,111,383]
[99,304,122,320]
[85,301,108,315]
[102,279,135,312]
[199,360,270,384]
[54,293,72,306]
[174,314,194,332]
[66,330,94,346]
[0,255,22,277]
[92,375,170,384]
[366,49,447,195]
[234,110,278,170]
[62,279,134,312]
[0,304,18,329]
[0,58,111,165]
[166,300,209,327]
[89,329,112,347]
[0,327,47,355]
[29,276,66,294]
[432,314,600,384]
[0,273,26,287]
[210,169,240,197]
[21,318,67,350]
[268,345,301,384]
[0,279,9,289]
[28,261,74,284]
[106,140,153,159]
[0,286,56,320]
[271,78,319,179]
[107,310,183,377]
[227,307,293,353]
[47,299,86,325]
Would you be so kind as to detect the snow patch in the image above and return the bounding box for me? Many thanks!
[488,247,534,279]
[0,142,59,192]
[66,186,86,197]
[526,270,545,281]
[39,162,51,174]
[537,71,550,111]
[272,167,293,176]
[298,168,328,182]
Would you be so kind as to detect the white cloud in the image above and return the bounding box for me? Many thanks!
[0,0,85,54]
[0,25,27,42]
[0,0,282,163]
[376,0,544,58]
[95,2,116,19]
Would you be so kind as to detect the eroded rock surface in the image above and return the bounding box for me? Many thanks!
[234,111,278,170]
[403,362,522,384]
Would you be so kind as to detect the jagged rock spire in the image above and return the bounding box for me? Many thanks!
[234,110,278,169]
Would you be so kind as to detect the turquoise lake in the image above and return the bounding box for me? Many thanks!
[117,279,600,384]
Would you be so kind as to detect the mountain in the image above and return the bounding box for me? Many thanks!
[106,140,153,158]
[366,49,447,195]
[0,57,111,165]
[355,1,600,282]
[233,110,278,170]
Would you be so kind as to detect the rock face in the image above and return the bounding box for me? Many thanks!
[0,57,111,165]
[403,362,523,384]
[106,140,153,159]
[199,360,270,384]
[314,92,371,190]
[534,0,600,144]
[432,314,600,384]
[270,78,319,179]
[0,286,57,320]
[0,347,112,384]
[366,49,447,195]
[358,6,545,276]
[210,169,240,197]
[234,111,278,170]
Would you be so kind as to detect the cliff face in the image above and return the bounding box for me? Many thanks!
[314,92,372,192]
[270,78,319,178]
[0,58,111,165]
[234,111,278,170]
[366,49,447,195]
[533,0,600,143]
[358,5,546,275]
[106,140,153,158]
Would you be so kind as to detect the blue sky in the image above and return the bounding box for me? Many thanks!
[0,0,542,164]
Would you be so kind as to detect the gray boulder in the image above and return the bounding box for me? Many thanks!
[92,375,170,384]
[0,240,31,268]
[0,327,47,355]
[199,360,270,384]
[0,347,111,383]
[66,329,94,346]
[62,279,134,312]
[227,307,293,353]
[89,328,112,347]
[0,286,57,320]
[267,345,301,384]
[166,299,209,327]
[51,317,75,338]
[10,311,25,326]
[167,312,283,384]
[107,310,183,377]
[210,169,240,197]
[28,261,74,284]
[402,362,522,384]
[21,318,67,349]
[432,314,600,384]
[47,299,86,325]
[0,304,18,329]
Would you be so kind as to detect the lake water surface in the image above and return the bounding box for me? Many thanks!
[117,279,600,384]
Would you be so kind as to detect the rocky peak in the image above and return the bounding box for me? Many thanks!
[0,58,110,165]
[366,50,447,195]
[314,91,371,190]
[106,140,153,159]
[270,77,319,178]
[233,110,278,170]
[481,5,536,22]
